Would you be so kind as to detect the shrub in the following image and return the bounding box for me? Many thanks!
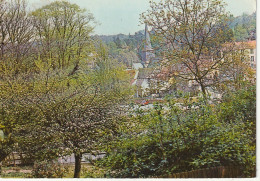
[31,160,68,178]
[98,91,255,178]
[82,166,105,178]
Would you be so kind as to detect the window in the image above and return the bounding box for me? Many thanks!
[250,49,254,54]
[251,56,254,62]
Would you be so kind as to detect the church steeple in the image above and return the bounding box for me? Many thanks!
[142,23,155,67]
[144,23,153,51]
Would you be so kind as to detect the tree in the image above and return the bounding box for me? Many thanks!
[31,0,95,69]
[0,0,35,166]
[0,0,35,75]
[11,43,132,178]
[114,36,123,49]
[216,44,255,93]
[141,0,234,100]
[0,1,133,178]
[232,12,256,41]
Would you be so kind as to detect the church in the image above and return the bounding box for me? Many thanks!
[131,24,165,98]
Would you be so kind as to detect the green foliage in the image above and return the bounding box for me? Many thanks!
[0,40,133,177]
[0,138,14,163]
[231,12,256,41]
[218,86,256,146]
[0,92,16,162]
[103,40,140,68]
[14,53,132,158]
[0,130,4,141]
[1,171,31,178]
[98,89,255,178]
[0,1,133,178]
[219,86,255,124]
[31,0,95,69]
[82,166,105,178]
[31,161,68,178]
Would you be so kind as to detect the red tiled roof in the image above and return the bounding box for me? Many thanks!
[235,40,256,49]
[127,69,136,79]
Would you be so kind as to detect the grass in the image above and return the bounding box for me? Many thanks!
[1,166,32,178]
[64,163,105,178]
[1,171,30,178]
[1,163,105,178]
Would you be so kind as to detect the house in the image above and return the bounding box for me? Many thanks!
[132,63,144,70]
[237,40,256,69]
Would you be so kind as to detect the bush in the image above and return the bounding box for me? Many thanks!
[218,85,256,140]
[98,90,255,178]
[31,160,68,178]
[82,166,105,178]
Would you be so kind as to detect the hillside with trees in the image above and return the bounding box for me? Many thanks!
[92,12,256,68]
[231,12,256,41]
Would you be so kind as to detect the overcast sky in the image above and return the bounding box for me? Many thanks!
[27,0,256,35]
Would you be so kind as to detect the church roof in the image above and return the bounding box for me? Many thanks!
[133,63,144,70]
[135,79,144,87]
[137,68,154,79]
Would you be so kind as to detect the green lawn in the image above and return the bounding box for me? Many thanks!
[1,163,105,178]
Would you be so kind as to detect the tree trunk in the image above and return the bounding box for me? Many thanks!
[74,153,82,178]
[199,81,208,104]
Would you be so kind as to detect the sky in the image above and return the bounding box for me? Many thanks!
[27,0,256,35]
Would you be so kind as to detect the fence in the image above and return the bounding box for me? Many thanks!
[1,152,28,166]
[156,166,256,178]
[2,152,107,166]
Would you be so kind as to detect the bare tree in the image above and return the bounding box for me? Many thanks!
[141,0,235,100]
[0,0,35,75]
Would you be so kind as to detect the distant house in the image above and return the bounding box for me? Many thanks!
[132,63,144,70]
[236,40,256,69]
[249,42,256,69]
[194,40,257,99]
[132,27,257,99]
